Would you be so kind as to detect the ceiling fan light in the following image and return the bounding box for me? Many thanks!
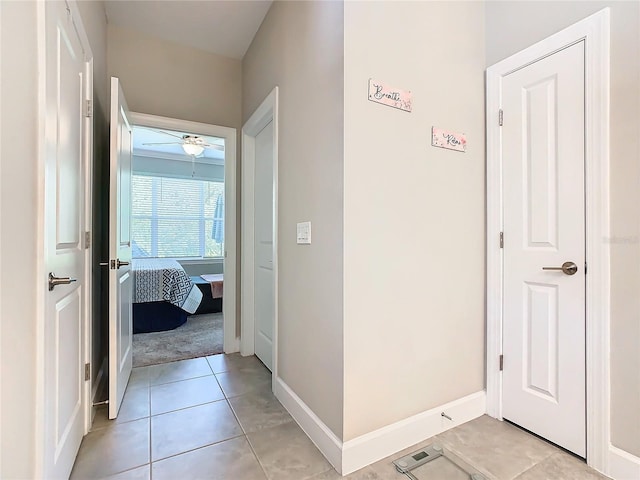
[182,143,205,156]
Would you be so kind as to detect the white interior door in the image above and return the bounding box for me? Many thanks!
[43,2,89,477]
[108,77,133,419]
[502,42,586,457]
[254,120,274,371]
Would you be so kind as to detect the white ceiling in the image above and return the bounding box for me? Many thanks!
[133,126,225,165]
[104,0,272,59]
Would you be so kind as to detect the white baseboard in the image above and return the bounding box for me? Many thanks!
[341,391,486,475]
[224,336,241,354]
[608,446,640,480]
[274,377,343,472]
[274,377,486,477]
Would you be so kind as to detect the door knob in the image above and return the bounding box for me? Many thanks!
[48,272,77,291]
[100,260,130,269]
[542,261,578,275]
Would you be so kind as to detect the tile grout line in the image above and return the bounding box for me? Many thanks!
[151,433,248,465]
[223,392,271,479]
[211,363,273,478]
[148,372,214,388]
[147,362,252,468]
[215,367,272,480]
[151,396,228,418]
[245,434,272,480]
[148,385,153,480]
[82,355,272,478]
[508,451,561,480]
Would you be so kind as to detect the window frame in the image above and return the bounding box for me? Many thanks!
[131,173,225,260]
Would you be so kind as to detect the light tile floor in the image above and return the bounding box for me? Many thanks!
[71,354,610,480]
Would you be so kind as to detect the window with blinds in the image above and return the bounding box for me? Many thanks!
[131,175,225,258]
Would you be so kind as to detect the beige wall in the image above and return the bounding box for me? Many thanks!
[486,0,640,458]
[0,3,40,477]
[108,24,241,130]
[108,25,244,334]
[343,1,486,440]
[242,1,345,437]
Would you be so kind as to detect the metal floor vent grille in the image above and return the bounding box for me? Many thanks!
[393,444,488,480]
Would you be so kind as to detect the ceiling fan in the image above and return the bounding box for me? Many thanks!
[141,128,224,156]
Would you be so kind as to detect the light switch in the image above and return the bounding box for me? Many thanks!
[297,221,311,245]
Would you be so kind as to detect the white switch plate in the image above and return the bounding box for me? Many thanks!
[297,221,311,245]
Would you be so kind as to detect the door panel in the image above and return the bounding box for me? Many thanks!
[118,271,133,369]
[108,77,133,419]
[524,282,558,400]
[55,291,82,442]
[254,120,274,371]
[43,1,87,477]
[502,41,586,457]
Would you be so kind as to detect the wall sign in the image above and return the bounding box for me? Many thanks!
[368,79,412,112]
[431,127,467,152]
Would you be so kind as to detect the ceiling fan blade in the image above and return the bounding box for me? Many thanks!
[142,142,182,146]
[202,144,224,151]
[137,127,186,140]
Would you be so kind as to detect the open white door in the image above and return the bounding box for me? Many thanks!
[254,120,275,371]
[43,2,90,476]
[108,77,133,419]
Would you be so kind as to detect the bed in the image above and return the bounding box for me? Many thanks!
[191,274,223,315]
[132,258,203,333]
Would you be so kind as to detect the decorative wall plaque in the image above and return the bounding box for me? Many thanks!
[431,127,467,152]
[368,79,412,112]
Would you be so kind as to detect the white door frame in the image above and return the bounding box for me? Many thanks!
[83,58,95,431]
[486,8,610,473]
[129,112,239,353]
[241,87,279,378]
[35,0,95,474]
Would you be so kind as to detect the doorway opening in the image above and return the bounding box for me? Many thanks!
[129,123,227,368]
[95,108,239,422]
[241,87,279,378]
[129,112,238,368]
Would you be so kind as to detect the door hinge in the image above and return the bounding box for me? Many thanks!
[85,99,93,118]
[499,355,504,371]
[585,261,588,274]
[499,231,504,248]
[498,109,503,126]
[84,231,91,249]
[84,363,91,381]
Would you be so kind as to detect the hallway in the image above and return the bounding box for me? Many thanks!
[71,354,333,479]
[71,354,608,479]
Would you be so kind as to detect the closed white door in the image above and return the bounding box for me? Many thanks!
[502,42,586,457]
[43,1,89,477]
[254,120,274,371]
[108,77,133,419]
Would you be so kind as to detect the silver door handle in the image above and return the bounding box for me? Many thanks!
[542,261,578,275]
[48,272,77,291]
[99,260,130,269]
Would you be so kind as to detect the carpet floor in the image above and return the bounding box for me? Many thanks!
[132,313,223,367]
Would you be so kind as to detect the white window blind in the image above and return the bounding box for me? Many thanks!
[132,175,224,258]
